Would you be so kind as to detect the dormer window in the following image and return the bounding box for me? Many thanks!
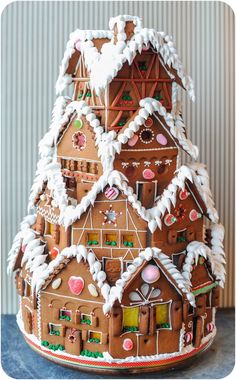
[138,61,147,72]
[117,117,128,126]
[154,90,162,101]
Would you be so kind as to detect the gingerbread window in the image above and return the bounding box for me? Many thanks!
[88,331,101,344]
[59,309,72,321]
[45,221,53,236]
[155,302,171,329]
[23,280,31,298]
[49,323,61,336]
[104,233,118,246]
[176,229,187,243]
[123,306,139,332]
[122,234,134,247]
[87,232,99,246]
[80,313,91,325]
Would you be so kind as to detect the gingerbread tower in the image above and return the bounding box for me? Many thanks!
[8,15,226,372]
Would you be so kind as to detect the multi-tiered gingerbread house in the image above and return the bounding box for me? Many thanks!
[8,15,226,372]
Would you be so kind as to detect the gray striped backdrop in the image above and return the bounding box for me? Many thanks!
[1,1,235,313]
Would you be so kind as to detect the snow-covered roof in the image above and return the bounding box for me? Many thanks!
[56,15,195,101]
[182,225,226,288]
[117,98,199,160]
[103,246,195,314]
[148,164,219,232]
[28,98,103,211]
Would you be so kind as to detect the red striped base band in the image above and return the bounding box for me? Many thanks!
[23,333,214,372]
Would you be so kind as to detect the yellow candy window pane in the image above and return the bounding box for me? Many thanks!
[90,331,101,340]
[156,304,169,325]
[123,307,139,327]
[49,223,53,235]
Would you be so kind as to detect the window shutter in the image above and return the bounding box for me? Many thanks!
[82,330,88,341]
[139,306,150,335]
[101,333,108,345]
[42,323,49,334]
[186,227,195,242]
[91,315,98,327]
[15,273,24,296]
[171,301,183,330]
[73,311,81,325]
[60,325,66,337]
[195,294,206,316]
[109,306,123,337]
[52,225,60,244]
[211,287,220,307]
[53,308,60,320]
[168,230,177,244]
[149,306,156,335]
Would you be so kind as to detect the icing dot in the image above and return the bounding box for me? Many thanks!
[142,168,155,180]
[128,134,138,146]
[141,264,160,284]
[123,338,134,351]
[156,133,167,146]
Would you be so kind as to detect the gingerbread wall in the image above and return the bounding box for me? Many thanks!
[39,257,109,355]
[152,184,204,256]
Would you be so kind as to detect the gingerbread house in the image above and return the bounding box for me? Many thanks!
[8,15,226,372]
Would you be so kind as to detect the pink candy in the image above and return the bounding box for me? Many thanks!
[75,39,81,51]
[68,276,84,295]
[123,338,134,351]
[141,264,160,284]
[156,133,167,146]
[128,135,138,146]
[105,187,119,200]
[142,169,155,180]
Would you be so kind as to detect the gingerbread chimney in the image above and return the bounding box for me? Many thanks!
[109,15,142,44]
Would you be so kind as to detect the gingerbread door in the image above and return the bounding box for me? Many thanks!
[193,317,204,348]
[104,259,123,285]
[65,328,82,356]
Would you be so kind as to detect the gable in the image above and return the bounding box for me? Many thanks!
[43,257,105,304]
[57,114,100,162]
[190,258,214,290]
[121,259,182,307]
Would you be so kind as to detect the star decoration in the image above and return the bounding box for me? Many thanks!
[99,204,122,227]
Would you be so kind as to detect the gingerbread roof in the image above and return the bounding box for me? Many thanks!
[56,15,195,101]
[182,224,226,288]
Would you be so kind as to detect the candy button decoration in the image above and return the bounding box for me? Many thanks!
[164,214,177,226]
[144,117,153,128]
[189,209,202,221]
[206,322,214,333]
[179,189,189,200]
[128,134,138,146]
[50,247,59,259]
[185,331,193,343]
[68,276,84,296]
[156,133,167,146]
[74,119,83,129]
[52,278,62,290]
[88,283,98,297]
[141,264,160,284]
[105,186,119,200]
[72,131,86,151]
[123,338,134,351]
[142,168,155,180]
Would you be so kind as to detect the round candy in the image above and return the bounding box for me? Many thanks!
[52,278,62,290]
[156,133,167,146]
[68,276,84,295]
[105,186,119,200]
[74,119,83,129]
[179,189,189,200]
[164,214,176,226]
[189,209,202,221]
[128,134,138,146]
[142,168,155,180]
[50,247,59,259]
[141,264,160,284]
[144,117,153,128]
[123,338,134,351]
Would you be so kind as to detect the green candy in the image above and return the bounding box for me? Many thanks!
[74,119,83,129]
